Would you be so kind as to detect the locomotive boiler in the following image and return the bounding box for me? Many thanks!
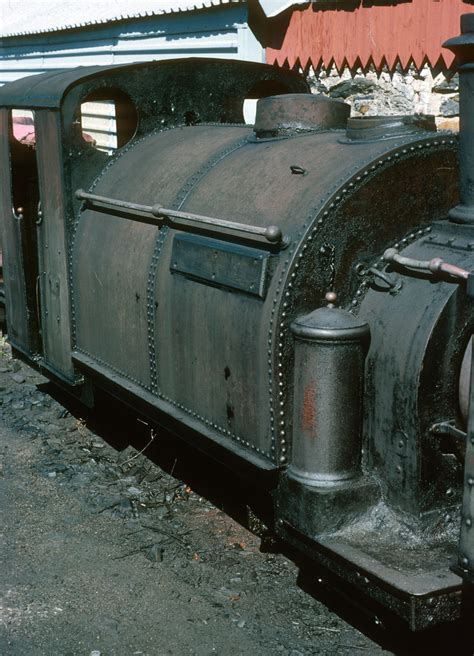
[2,17,474,632]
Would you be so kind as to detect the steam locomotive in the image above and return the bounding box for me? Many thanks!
[2,15,474,632]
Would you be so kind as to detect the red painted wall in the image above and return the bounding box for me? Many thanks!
[266,0,473,72]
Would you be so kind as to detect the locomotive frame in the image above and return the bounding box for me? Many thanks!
[2,21,474,632]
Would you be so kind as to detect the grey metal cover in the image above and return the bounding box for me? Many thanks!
[0,58,306,109]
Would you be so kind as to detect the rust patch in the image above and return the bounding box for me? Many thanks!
[302,381,316,435]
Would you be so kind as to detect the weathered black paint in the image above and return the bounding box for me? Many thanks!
[0,46,473,632]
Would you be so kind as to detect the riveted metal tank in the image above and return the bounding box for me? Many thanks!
[71,95,458,478]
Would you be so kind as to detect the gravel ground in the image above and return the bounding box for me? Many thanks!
[0,334,472,656]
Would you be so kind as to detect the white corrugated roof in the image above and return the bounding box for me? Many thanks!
[0,1,310,38]
[0,1,240,38]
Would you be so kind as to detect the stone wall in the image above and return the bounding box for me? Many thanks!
[308,65,459,131]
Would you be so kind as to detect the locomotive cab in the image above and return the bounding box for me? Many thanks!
[1,33,474,631]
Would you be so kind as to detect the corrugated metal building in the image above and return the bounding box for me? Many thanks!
[0,1,263,86]
[0,0,303,146]
[0,1,309,83]
[0,0,261,148]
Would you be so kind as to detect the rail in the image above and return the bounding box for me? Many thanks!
[75,189,286,249]
[383,247,470,281]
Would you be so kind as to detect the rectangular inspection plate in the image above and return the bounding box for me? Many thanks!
[170,233,270,298]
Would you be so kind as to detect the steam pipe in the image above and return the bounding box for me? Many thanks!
[444,15,474,224]
[445,13,474,581]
